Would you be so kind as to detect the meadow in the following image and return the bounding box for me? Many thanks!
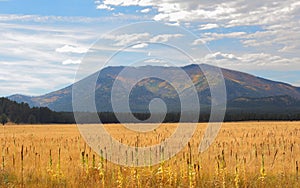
[0,122,300,187]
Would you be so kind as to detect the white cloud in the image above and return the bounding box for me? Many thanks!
[205,52,240,61]
[144,58,164,63]
[0,13,146,23]
[100,0,152,7]
[150,34,183,43]
[101,33,183,47]
[101,32,151,46]
[96,0,300,57]
[0,20,101,96]
[192,39,206,45]
[198,23,219,30]
[140,8,151,13]
[112,12,125,16]
[164,22,180,26]
[0,60,77,96]
[200,52,300,72]
[143,58,170,66]
[131,43,148,49]
[96,4,115,10]
[0,27,95,63]
[194,31,247,44]
[279,45,297,53]
[62,59,82,65]
[56,45,89,54]
[239,22,300,55]
[98,1,242,27]
[209,32,247,38]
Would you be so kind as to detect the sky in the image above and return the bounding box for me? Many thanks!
[0,0,300,96]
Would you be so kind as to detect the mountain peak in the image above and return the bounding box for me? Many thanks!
[8,63,300,112]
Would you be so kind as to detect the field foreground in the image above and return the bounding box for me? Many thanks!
[1,122,300,187]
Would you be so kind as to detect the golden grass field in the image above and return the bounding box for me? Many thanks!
[1,121,300,187]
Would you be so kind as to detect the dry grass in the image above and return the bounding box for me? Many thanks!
[0,121,300,187]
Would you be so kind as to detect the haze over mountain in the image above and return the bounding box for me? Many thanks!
[9,64,300,113]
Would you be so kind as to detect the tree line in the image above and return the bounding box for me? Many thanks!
[0,97,74,124]
[1,97,300,125]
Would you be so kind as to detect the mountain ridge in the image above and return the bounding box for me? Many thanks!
[8,64,300,113]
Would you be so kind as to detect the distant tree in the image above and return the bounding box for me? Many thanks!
[0,113,8,126]
[28,115,37,124]
[14,117,21,125]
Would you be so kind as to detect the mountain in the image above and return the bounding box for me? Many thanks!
[8,64,300,113]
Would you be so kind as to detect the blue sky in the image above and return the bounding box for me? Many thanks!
[0,0,300,96]
[0,0,98,16]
